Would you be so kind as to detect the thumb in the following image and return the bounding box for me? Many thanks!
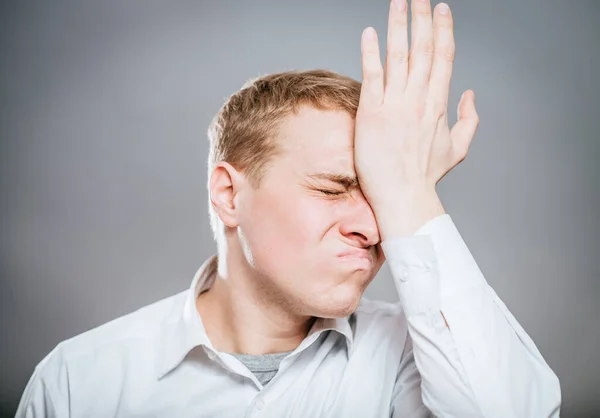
[450,90,479,159]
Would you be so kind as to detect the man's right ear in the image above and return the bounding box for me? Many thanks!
[209,162,245,229]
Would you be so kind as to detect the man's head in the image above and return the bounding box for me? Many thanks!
[207,70,385,319]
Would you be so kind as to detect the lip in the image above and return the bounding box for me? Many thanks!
[337,251,373,270]
[337,249,373,263]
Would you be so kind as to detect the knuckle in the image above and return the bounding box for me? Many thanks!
[422,45,436,57]
[414,8,432,17]
[422,111,438,126]
[435,46,455,62]
[364,47,380,58]
[363,61,382,77]
[389,50,409,63]
[391,15,407,27]
[421,100,445,121]
[412,104,426,121]
[431,101,446,119]
[414,40,435,57]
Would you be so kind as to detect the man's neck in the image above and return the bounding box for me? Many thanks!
[195,256,316,355]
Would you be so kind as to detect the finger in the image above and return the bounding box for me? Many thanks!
[425,3,455,120]
[405,0,434,99]
[360,27,384,108]
[384,0,409,98]
[450,90,479,159]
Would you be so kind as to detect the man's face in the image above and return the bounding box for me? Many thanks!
[235,105,386,318]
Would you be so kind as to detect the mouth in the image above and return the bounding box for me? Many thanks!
[336,249,373,267]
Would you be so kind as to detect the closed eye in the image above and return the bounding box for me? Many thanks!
[319,189,345,196]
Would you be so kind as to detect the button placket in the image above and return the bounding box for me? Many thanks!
[255,398,265,410]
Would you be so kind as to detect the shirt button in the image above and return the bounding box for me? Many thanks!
[255,398,265,410]
[207,352,216,361]
[399,269,409,282]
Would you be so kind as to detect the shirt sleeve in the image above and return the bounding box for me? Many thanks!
[381,214,562,418]
[15,347,70,418]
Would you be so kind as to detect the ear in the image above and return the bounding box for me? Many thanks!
[209,162,246,228]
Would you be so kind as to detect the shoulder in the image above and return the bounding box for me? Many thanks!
[33,289,186,380]
[63,290,185,353]
[17,290,188,416]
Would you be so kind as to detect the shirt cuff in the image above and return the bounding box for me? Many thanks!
[381,214,484,318]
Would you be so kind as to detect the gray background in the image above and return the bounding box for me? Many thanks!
[1,0,598,416]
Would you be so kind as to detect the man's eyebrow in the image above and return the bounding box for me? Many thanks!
[307,172,360,189]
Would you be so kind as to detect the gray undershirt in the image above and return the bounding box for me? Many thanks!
[198,287,293,386]
[229,351,293,386]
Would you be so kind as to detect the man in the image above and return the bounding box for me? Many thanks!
[16,0,561,416]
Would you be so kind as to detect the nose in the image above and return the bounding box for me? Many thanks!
[338,189,380,248]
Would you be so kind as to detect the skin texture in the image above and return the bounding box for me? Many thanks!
[199,0,479,355]
[355,0,478,239]
[200,106,386,355]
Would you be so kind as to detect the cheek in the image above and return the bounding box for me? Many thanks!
[243,192,333,265]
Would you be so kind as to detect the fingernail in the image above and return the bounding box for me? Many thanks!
[438,3,450,14]
[394,0,406,11]
[364,27,376,39]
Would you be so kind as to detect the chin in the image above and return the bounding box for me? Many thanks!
[311,285,365,319]
[317,301,361,319]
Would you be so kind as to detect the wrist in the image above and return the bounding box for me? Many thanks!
[372,187,445,240]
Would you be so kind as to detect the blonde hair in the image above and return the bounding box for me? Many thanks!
[207,69,362,241]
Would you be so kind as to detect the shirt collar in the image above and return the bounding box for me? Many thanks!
[157,254,355,380]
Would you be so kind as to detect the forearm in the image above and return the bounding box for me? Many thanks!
[383,215,561,417]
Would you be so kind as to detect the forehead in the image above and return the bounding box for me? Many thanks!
[275,105,355,173]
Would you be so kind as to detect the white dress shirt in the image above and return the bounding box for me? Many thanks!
[16,214,561,417]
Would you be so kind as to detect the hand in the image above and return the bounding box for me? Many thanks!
[353,0,479,238]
